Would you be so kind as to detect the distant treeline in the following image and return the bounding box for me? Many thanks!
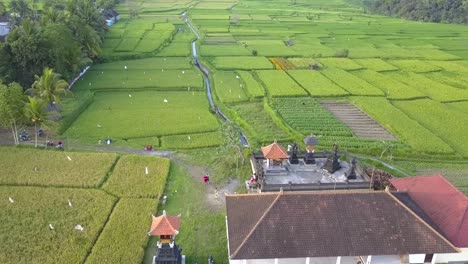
[362,0,468,24]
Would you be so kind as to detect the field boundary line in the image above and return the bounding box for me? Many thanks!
[81,197,120,264]
[97,155,121,189]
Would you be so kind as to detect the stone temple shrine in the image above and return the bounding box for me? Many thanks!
[249,137,370,192]
[149,211,184,264]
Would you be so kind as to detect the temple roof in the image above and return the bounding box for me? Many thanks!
[225,190,458,259]
[390,174,468,247]
[149,211,180,236]
[261,142,288,159]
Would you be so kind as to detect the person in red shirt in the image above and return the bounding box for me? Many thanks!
[203,175,209,184]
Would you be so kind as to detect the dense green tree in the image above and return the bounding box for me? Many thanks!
[24,96,47,147]
[28,67,68,110]
[8,0,33,27]
[364,0,468,24]
[7,19,51,87]
[0,1,6,15]
[0,81,25,144]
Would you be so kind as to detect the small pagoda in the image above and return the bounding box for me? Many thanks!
[261,141,288,167]
[148,211,183,264]
[303,135,319,164]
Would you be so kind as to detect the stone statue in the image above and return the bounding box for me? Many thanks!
[289,142,299,164]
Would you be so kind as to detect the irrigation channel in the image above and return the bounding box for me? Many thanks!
[182,11,250,147]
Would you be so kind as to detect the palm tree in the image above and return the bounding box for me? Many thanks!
[24,96,47,147]
[28,67,69,110]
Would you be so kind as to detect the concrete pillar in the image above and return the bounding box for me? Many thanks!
[336,256,341,264]
[275,258,278,264]
[306,257,310,264]
[366,255,372,264]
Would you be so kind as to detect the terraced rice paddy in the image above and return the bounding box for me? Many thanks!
[0,147,170,264]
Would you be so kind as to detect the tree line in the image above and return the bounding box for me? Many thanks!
[362,0,468,24]
[0,0,119,147]
[0,0,119,88]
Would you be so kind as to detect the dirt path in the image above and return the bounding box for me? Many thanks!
[172,158,239,211]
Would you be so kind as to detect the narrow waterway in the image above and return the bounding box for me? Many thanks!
[182,11,250,147]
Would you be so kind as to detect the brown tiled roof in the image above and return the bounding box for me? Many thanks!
[261,142,288,159]
[149,214,180,236]
[390,174,468,247]
[225,191,458,260]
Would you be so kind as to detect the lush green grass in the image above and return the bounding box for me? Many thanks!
[135,30,174,53]
[351,70,425,99]
[0,186,116,264]
[93,57,192,71]
[236,71,265,98]
[161,131,224,149]
[86,198,157,264]
[156,43,191,56]
[353,58,399,72]
[200,45,252,56]
[80,69,203,91]
[0,147,117,187]
[210,56,274,70]
[115,38,141,52]
[388,60,442,73]
[393,99,468,156]
[385,71,468,102]
[321,68,384,96]
[64,91,219,139]
[213,71,249,103]
[255,70,307,97]
[229,101,290,142]
[428,60,468,73]
[351,97,454,154]
[319,58,364,70]
[287,58,322,69]
[104,155,170,198]
[287,70,349,97]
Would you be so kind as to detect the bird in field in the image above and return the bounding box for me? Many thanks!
[67,156,72,161]
[49,224,54,230]
[68,199,73,208]
[9,197,14,203]
[74,225,84,231]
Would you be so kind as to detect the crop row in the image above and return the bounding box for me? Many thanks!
[210,56,273,70]
[255,70,307,97]
[385,71,468,102]
[350,97,454,154]
[0,186,116,264]
[161,131,224,149]
[64,91,219,139]
[351,70,425,100]
[85,198,157,264]
[271,97,354,137]
[321,68,384,96]
[103,155,170,198]
[213,71,249,103]
[0,147,117,187]
[393,99,468,156]
[236,71,265,98]
[287,70,349,97]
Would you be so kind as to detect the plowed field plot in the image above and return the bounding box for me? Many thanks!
[321,101,396,141]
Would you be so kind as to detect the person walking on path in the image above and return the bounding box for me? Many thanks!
[203,174,210,184]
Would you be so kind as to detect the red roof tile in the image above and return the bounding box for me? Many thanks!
[226,191,458,259]
[149,213,180,236]
[261,142,288,159]
[390,174,468,247]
